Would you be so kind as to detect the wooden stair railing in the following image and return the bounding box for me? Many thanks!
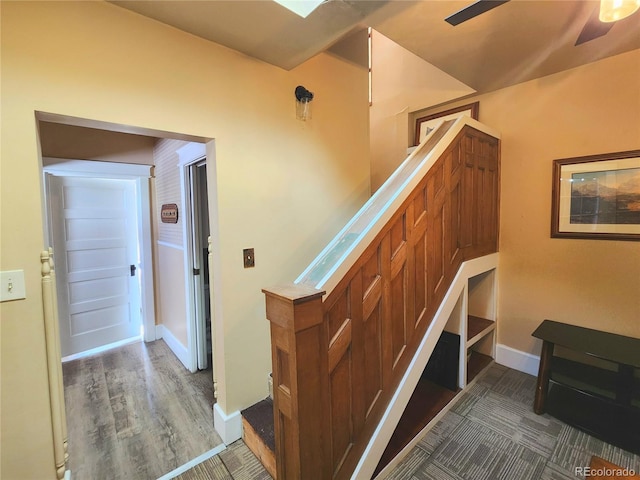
[264,117,500,479]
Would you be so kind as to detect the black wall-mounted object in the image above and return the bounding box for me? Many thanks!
[295,85,314,102]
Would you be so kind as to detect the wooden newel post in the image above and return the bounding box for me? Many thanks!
[263,284,330,480]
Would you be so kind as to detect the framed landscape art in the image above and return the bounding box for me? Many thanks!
[551,150,640,241]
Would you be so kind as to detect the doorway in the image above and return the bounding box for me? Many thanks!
[37,113,223,478]
[46,174,143,357]
[42,158,156,358]
[189,161,212,369]
[177,143,213,372]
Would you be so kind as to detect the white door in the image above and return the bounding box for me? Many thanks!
[189,161,211,370]
[47,175,142,357]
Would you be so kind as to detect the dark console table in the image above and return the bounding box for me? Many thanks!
[532,320,640,454]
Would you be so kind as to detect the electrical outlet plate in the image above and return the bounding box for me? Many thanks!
[243,248,255,268]
[1,270,26,302]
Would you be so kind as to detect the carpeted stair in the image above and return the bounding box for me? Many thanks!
[240,398,276,479]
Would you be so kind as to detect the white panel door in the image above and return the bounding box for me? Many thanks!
[48,176,142,356]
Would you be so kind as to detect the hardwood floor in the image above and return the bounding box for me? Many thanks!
[62,340,222,480]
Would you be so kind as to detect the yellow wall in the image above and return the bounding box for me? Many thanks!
[369,31,476,191]
[0,2,369,478]
[373,49,640,356]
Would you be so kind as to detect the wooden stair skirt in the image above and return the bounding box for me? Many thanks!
[241,398,276,479]
[243,331,470,480]
[263,124,500,479]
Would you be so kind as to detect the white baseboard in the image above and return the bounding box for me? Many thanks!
[213,404,242,445]
[495,343,540,376]
[158,325,190,371]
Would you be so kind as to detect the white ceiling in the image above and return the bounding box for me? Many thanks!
[111,0,640,93]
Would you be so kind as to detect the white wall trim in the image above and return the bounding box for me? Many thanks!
[158,325,190,371]
[42,158,152,178]
[205,140,225,423]
[213,404,242,445]
[177,142,208,374]
[137,177,157,342]
[176,143,206,166]
[157,240,184,250]
[495,344,540,377]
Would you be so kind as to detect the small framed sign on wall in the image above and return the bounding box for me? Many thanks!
[161,203,179,223]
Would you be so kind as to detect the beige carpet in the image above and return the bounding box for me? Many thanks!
[174,440,271,480]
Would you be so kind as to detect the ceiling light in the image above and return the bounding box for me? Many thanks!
[273,0,325,18]
[599,0,640,22]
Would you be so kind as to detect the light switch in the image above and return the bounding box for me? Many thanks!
[1,270,26,302]
[243,248,255,268]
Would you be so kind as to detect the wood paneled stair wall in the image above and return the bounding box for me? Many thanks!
[263,118,501,479]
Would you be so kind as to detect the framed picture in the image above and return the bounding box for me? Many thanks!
[551,150,640,241]
[414,102,479,146]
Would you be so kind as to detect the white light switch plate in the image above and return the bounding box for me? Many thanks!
[1,270,26,302]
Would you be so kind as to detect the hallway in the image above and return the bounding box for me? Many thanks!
[62,340,222,479]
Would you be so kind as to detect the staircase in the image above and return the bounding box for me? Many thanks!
[258,116,501,479]
[241,398,276,478]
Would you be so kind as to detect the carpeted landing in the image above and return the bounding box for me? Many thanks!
[173,440,271,480]
[175,364,640,479]
[385,364,639,480]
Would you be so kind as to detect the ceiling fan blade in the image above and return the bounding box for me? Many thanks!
[445,0,510,26]
[575,6,614,45]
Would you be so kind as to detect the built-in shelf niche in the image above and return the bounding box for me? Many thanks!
[466,268,496,384]
[442,267,497,388]
[374,258,499,479]
[468,268,496,321]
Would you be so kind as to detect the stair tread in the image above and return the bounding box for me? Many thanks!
[241,398,275,452]
[374,378,459,476]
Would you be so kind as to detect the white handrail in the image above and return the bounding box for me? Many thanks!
[295,116,500,298]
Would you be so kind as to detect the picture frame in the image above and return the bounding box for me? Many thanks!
[414,102,479,146]
[551,150,640,241]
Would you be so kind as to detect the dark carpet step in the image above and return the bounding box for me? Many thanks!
[241,398,276,478]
